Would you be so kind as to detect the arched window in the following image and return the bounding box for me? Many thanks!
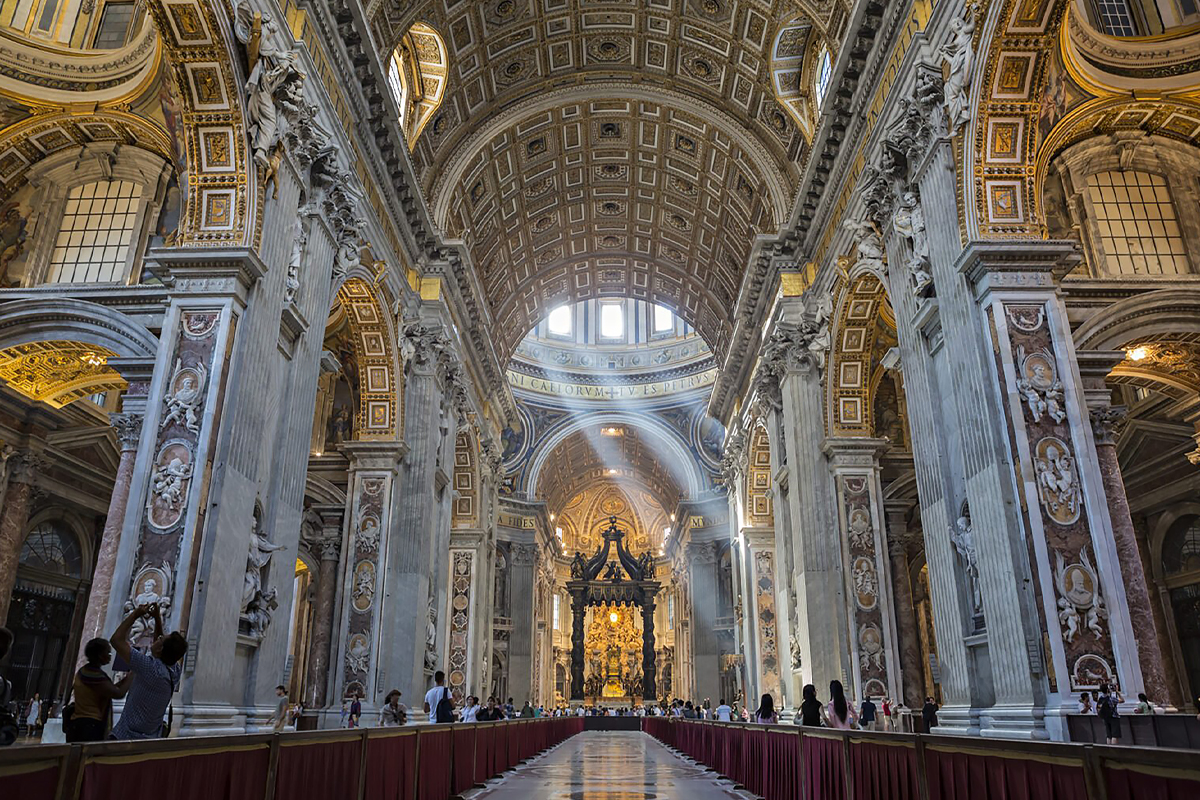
[19,521,83,579]
[1163,515,1200,577]
[814,46,832,108]
[384,23,448,148]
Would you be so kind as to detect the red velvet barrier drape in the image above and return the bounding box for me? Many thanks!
[473,724,494,785]
[1104,766,1200,800]
[849,741,918,800]
[744,727,767,796]
[276,739,362,800]
[764,730,802,800]
[451,727,476,795]
[493,724,508,776]
[803,735,846,800]
[82,746,269,800]
[417,730,453,800]
[925,749,1088,800]
[6,764,62,800]
[365,734,417,800]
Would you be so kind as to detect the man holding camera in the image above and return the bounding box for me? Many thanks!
[109,602,187,740]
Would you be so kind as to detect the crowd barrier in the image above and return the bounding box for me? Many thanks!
[0,717,583,800]
[642,716,1200,800]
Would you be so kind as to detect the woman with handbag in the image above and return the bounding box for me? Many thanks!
[66,638,132,742]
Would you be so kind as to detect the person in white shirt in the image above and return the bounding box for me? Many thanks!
[715,699,733,722]
[461,695,479,722]
[423,670,452,723]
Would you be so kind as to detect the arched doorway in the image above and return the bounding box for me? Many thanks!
[5,518,89,704]
[1162,515,1200,701]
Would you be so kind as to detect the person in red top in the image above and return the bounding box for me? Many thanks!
[881,697,893,731]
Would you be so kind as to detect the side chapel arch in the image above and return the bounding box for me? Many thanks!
[333,276,402,440]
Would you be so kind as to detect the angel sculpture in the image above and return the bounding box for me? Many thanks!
[841,217,886,280]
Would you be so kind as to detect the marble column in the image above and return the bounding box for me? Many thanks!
[884,502,924,709]
[76,414,143,657]
[304,506,343,709]
[1077,351,1171,705]
[569,589,586,701]
[1133,519,1184,707]
[0,453,46,622]
[642,599,658,702]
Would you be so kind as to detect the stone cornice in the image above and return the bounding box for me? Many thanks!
[710,0,896,422]
[321,0,516,427]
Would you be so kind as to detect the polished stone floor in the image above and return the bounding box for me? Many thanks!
[472,731,749,800]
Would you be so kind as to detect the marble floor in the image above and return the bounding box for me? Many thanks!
[469,731,750,800]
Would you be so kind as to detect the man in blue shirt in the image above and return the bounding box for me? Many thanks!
[110,603,187,739]
[859,696,878,731]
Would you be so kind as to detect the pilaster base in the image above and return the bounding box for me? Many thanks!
[177,703,248,737]
[978,704,1050,740]
[932,704,982,736]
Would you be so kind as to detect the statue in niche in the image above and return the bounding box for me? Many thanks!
[327,404,352,445]
[949,512,983,620]
[242,504,286,639]
[284,220,304,305]
[424,594,438,671]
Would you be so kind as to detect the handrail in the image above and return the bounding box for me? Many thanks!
[0,716,584,800]
[644,717,1200,800]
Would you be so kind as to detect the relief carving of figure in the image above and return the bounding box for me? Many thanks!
[347,634,370,674]
[940,5,977,134]
[151,455,192,510]
[847,507,873,550]
[161,358,207,433]
[1054,548,1107,643]
[858,623,885,671]
[1016,346,1067,424]
[124,565,172,644]
[1034,438,1082,525]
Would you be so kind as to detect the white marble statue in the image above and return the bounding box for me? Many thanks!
[940,5,976,134]
[949,514,983,616]
[161,359,207,433]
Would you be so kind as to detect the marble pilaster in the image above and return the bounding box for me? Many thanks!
[686,540,722,704]
[823,438,902,702]
[507,542,538,703]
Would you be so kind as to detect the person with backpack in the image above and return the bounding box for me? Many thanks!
[424,670,455,722]
[1096,683,1124,744]
[109,602,187,740]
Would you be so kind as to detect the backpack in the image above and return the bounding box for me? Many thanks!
[435,688,454,723]
[1097,693,1118,720]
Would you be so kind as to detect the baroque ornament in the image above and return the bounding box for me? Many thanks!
[1015,346,1067,424]
[160,358,207,433]
[1054,547,1107,644]
[1034,437,1082,525]
[939,4,977,135]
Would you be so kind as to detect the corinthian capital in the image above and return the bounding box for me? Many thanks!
[1090,405,1127,446]
[401,322,450,374]
[109,412,143,452]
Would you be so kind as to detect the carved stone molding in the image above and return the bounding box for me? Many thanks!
[110,412,143,452]
[1089,405,1127,446]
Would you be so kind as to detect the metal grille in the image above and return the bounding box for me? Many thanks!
[1087,170,1189,276]
[47,180,141,284]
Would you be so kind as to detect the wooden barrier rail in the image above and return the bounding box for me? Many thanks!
[0,717,584,800]
[642,716,1200,800]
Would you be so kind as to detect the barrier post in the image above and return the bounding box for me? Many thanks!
[411,728,422,800]
[840,735,853,800]
[912,734,930,800]
[1082,744,1109,800]
[355,728,370,800]
[263,734,281,800]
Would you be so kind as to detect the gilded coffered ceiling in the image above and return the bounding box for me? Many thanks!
[369,0,844,360]
[0,340,125,408]
[538,426,687,517]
